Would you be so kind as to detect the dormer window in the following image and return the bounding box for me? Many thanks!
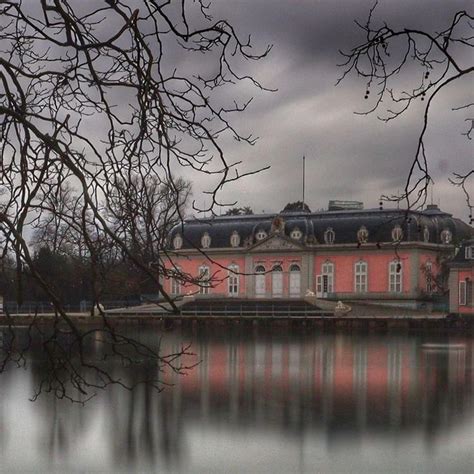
[465,246,474,260]
[324,227,335,245]
[423,226,430,243]
[290,228,302,240]
[230,231,240,248]
[256,230,267,241]
[440,228,452,244]
[173,234,183,250]
[201,232,211,248]
[391,225,403,242]
[357,226,369,244]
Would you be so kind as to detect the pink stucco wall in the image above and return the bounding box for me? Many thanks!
[167,256,245,296]
[314,252,412,294]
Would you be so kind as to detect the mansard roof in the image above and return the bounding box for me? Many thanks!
[169,206,474,250]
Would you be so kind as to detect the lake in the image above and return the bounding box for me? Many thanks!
[1,325,473,473]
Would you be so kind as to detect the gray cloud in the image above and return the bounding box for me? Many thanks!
[187,0,473,221]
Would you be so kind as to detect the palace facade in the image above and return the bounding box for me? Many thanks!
[166,204,473,309]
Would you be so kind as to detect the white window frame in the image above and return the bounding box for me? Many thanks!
[391,225,403,242]
[173,234,183,250]
[357,226,369,244]
[465,246,474,260]
[271,265,283,297]
[198,265,210,295]
[459,280,467,306]
[228,264,239,297]
[289,264,301,297]
[389,260,402,293]
[230,231,240,248]
[201,232,211,249]
[324,228,335,245]
[255,265,266,297]
[321,261,334,294]
[354,260,368,293]
[440,229,452,244]
[290,228,302,240]
[171,267,181,295]
[256,230,267,241]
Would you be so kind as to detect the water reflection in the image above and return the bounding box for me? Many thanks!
[1,327,473,473]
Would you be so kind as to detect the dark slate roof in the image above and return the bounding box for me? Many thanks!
[169,206,474,250]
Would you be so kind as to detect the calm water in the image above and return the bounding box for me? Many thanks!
[1,326,473,473]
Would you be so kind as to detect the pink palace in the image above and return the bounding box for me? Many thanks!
[166,203,473,311]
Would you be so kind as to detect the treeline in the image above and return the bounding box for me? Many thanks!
[0,176,191,306]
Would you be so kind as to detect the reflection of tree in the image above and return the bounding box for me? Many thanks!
[6,330,473,470]
[0,0,269,401]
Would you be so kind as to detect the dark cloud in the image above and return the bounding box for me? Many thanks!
[188,0,473,220]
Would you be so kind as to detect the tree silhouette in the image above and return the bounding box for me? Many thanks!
[338,2,473,222]
[0,0,269,400]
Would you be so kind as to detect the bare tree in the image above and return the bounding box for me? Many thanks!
[338,2,473,221]
[0,0,269,400]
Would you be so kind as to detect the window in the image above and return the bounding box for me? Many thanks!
[324,227,335,244]
[201,232,211,248]
[391,225,403,242]
[389,260,402,293]
[228,264,239,297]
[256,229,267,241]
[289,264,301,297]
[440,228,452,244]
[173,234,183,250]
[290,228,302,240]
[425,261,433,294]
[198,265,210,295]
[423,226,430,243]
[322,261,334,293]
[255,265,266,297]
[230,231,240,248]
[465,246,473,260]
[271,265,283,297]
[459,280,466,305]
[354,261,368,293]
[171,268,181,295]
[357,226,369,244]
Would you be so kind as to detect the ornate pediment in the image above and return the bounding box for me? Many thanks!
[248,233,304,252]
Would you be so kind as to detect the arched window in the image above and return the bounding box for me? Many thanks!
[228,264,239,297]
[271,265,283,297]
[389,260,402,293]
[440,228,452,244]
[256,229,267,241]
[354,260,368,293]
[230,231,240,248]
[173,234,183,250]
[391,225,403,242]
[171,267,181,295]
[357,226,369,244]
[289,264,301,297]
[290,228,302,240]
[324,227,335,244]
[255,265,266,297]
[201,232,211,248]
[198,265,210,295]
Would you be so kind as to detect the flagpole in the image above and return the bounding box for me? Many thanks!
[302,155,305,211]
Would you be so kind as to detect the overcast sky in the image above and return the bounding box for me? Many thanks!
[184,0,472,221]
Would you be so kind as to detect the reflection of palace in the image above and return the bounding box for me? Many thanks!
[4,332,472,472]
[172,335,473,435]
[167,203,473,308]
